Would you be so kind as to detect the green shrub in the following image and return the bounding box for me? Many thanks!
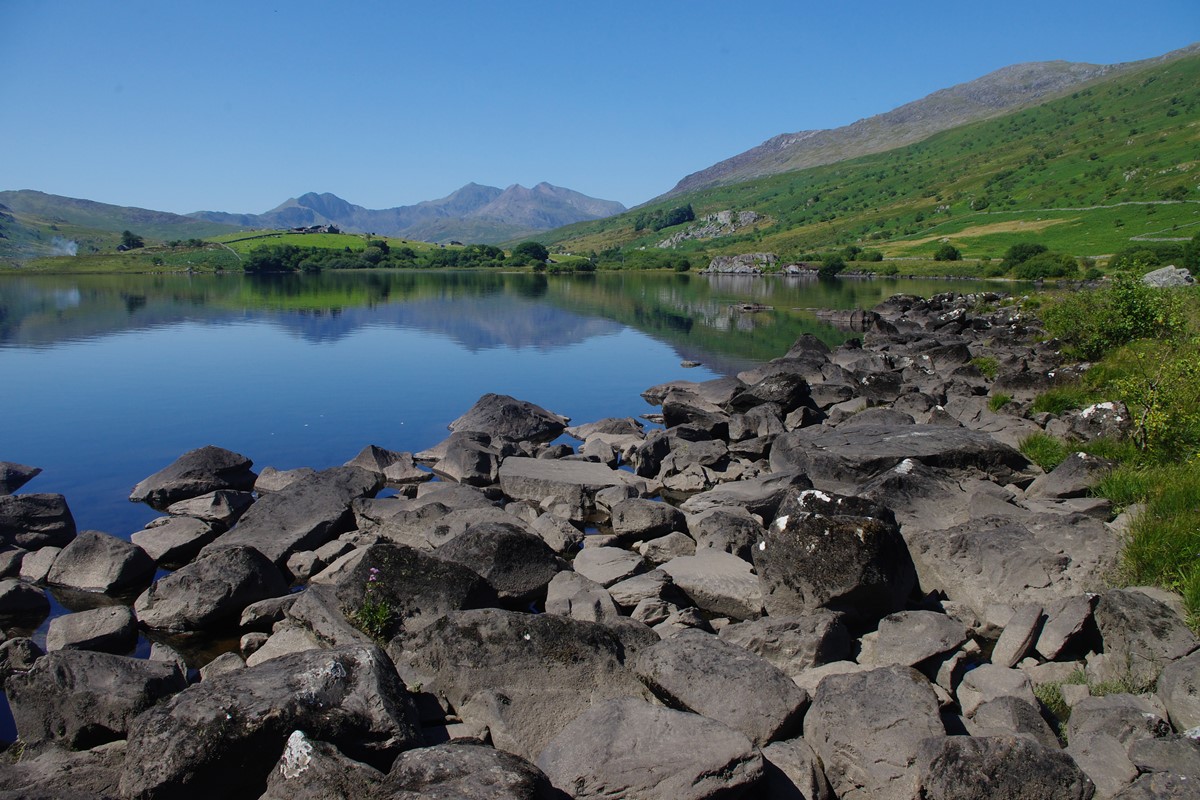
[1020,433,1070,471]
[1042,276,1185,360]
[988,393,1012,411]
[934,243,962,261]
[1013,252,1077,280]
[1030,386,1093,415]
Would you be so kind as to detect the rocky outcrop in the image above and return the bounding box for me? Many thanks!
[128,445,257,509]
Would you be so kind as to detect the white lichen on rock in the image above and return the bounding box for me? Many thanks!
[280,730,313,779]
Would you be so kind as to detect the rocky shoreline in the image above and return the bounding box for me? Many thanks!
[1,291,1197,799]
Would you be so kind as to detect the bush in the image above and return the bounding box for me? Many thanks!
[818,253,845,278]
[1012,252,1077,280]
[1001,242,1047,271]
[1042,276,1185,360]
[934,243,961,261]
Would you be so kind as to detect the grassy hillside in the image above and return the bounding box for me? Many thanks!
[541,53,1200,263]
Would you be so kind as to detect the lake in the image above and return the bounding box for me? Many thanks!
[1,269,1002,537]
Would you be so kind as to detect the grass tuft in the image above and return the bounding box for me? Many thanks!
[1020,433,1071,472]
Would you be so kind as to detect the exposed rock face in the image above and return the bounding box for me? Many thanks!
[1142,265,1195,288]
[0,461,42,495]
[1090,588,1199,687]
[129,445,257,509]
[386,741,559,799]
[535,697,764,800]
[120,645,421,800]
[917,735,1095,799]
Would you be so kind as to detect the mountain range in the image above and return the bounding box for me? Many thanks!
[187,182,627,244]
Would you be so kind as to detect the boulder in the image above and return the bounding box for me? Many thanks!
[688,506,764,561]
[1111,771,1200,798]
[0,461,41,495]
[201,466,382,571]
[0,636,44,681]
[0,739,126,798]
[129,445,257,509]
[1157,649,1200,732]
[760,738,833,800]
[131,515,221,567]
[607,569,686,609]
[535,697,763,800]
[858,610,967,668]
[254,465,316,493]
[164,489,255,526]
[135,545,289,632]
[677,470,812,521]
[1036,594,1098,661]
[0,578,49,628]
[331,542,497,640]
[498,457,647,523]
[389,609,650,760]
[634,629,809,745]
[718,611,851,677]
[45,530,155,595]
[529,512,585,554]
[259,731,384,799]
[757,501,915,623]
[917,735,1095,800]
[430,432,501,486]
[448,393,569,443]
[610,498,686,541]
[660,550,763,620]
[385,741,559,799]
[957,664,1037,717]
[638,531,696,564]
[1026,452,1114,500]
[771,423,1031,493]
[572,545,646,588]
[544,571,620,622]
[45,605,137,654]
[966,696,1061,750]
[17,545,58,582]
[1142,265,1195,288]
[344,445,431,486]
[119,645,421,800]
[7,649,186,749]
[804,665,945,800]
[991,603,1045,668]
[0,493,76,549]
[1128,735,1200,780]
[436,521,564,605]
[1090,588,1198,688]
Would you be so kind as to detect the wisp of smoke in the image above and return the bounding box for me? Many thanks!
[51,236,78,256]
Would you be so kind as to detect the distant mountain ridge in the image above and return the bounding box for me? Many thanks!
[188,182,626,244]
[660,43,1200,198]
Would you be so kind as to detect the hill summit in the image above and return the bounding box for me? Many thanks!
[189,183,626,244]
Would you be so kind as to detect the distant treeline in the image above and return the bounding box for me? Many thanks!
[632,204,696,232]
[242,240,508,272]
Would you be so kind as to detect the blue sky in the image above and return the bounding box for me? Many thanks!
[2,1,1197,214]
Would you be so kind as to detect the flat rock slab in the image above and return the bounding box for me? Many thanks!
[660,550,763,620]
[859,610,967,668]
[129,445,256,510]
[536,697,763,800]
[572,545,646,588]
[1157,649,1200,732]
[131,515,221,567]
[45,605,137,654]
[718,611,851,677]
[907,512,1119,621]
[119,645,421,800]
[165,490,255,526]
[389,608,650,761]
[634,629,809,745]
[386,741,558,800]
[804,665,944,800]
[1091,588,1198,687]
[499,457,646,522]
[771,423,1031,492]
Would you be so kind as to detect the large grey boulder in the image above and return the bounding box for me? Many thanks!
[45,605,137,654]
[129,445,256,509]
[201,466,381,571]
[718,611,851,677]
[164,489,255,527]
[344,445,431,486]
[331,542,497,640]
[858,610,967,668]
[610,498,686,541]
[0,739,126,799]
[0,493,76,549]
[1142,265,1195,288]
[498,457,647,523]
[1090,588,1198,688]
[678,470,811,520]
[535,696,763,800]
[1026,452,1114,499]
[771,423,1031,492]
[259,731,384,800]
[119,645,421,800]
[430,431,501,486]
[688,505,764,561]
[545,570,620,622]
[131,515,221,566]
[386,741,559,799]
[389,608,650,760]
[1158,649,1200,732]
[6,649,185,749]
[572,545,646,588]
[757,496,914,623]
[957,664,1037,718]
[917,735,1095,799]
[966,696,1061,750]
[760,738,833,800]
[45,530,155,595]
[1067,693,1171,798]
[134,545,288,632]
[634,629,809,745]
[804,665,945,800]
[907,513,1120,622]
[0,461,41,495]
[436,521,564,605]
[660,550,763,620]
[448,393,569,443]
[0,578,49,628]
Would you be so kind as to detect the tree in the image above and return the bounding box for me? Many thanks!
[121,230,144,249]
[818,253,846,278]
[933,243,961,261]
[511,241,549,265]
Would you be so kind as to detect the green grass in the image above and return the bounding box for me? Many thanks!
[541,52,1200,263]
[1030,386,1096,415]
[970,356,999,380]
[1020,433,1072,471]
[987,393,1013,412]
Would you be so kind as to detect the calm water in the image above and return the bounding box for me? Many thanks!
[1,270,1002,536]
